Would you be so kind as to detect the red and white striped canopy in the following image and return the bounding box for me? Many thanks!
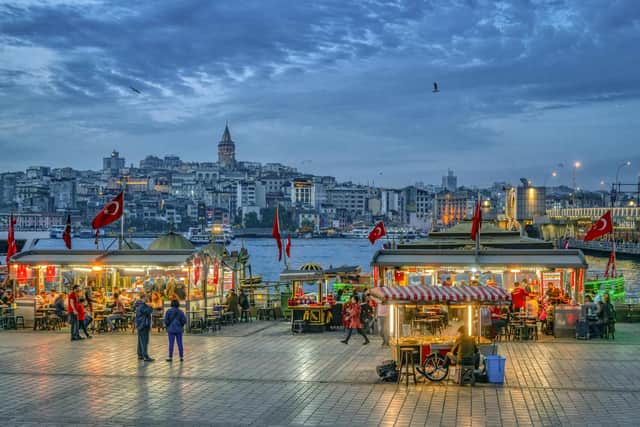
[371,285,511,304]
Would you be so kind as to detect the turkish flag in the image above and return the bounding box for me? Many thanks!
[272,207,282,261]
[62,214,72,250]
[471,200,482,241]
[368,221,386,244]
[92,192,124,229]
[286,233,291,258]
[5,213,17,265]
[584,210,613,241]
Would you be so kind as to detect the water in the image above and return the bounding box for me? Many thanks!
[34,238,639,296]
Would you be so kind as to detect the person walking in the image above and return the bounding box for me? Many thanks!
[68,285,82,341]
[341,295,369,345]
[376,302,389,346]
[135,293,154,362]
[77,297,92,339]
[164,299,187,362]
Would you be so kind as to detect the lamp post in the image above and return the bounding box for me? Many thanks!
[572,161,581,206]
[613,161,631,207]
[543,171,558,188]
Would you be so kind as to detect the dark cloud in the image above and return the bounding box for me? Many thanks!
[1,0,639,188]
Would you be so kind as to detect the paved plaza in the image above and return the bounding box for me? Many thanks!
[1,322,640,426]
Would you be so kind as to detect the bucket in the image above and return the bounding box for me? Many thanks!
[485,355,506,384]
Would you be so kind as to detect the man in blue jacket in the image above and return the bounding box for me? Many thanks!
[135,293,154,362]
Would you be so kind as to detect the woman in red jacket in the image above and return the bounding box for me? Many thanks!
[341,295,370,345]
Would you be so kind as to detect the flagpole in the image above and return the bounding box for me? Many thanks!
[119,178,126,250]
[475,192,481,256]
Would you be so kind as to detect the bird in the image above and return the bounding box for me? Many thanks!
[432,82,439,93]
[129,86,141,94]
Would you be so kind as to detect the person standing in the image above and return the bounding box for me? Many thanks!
[135,293,154,362]
[68,285,82,341]
[226,290,240,321]
[376,301,389,346]
[238,289,250,322]
[341,295,370,345]
[164,299,187,362]
[510,282,529,313]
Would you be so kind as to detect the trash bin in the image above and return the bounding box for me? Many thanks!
[485,355,506,384]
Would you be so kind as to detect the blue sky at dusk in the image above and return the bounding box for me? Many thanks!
[1,0,639,189]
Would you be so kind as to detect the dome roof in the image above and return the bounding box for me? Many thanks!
[148,232,194,250]
[121,240,144,250]
[300,262,322,271]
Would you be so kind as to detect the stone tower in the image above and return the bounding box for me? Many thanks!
[218,122,236,168]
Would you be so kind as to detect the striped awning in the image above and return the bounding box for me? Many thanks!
[371,285,511,304]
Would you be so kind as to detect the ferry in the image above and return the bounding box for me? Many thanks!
[186,227,211,245]
[49,225,66,238]
[211,223,233,245]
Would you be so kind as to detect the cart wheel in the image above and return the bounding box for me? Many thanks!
[422,353,448,382]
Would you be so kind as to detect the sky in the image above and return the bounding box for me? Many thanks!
[1,0,640,190]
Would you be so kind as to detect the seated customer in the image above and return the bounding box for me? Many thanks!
[444,325,479,368]
[107,294,126,332]
[53,293,66,320]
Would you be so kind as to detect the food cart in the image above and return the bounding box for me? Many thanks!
[280,268,331,332]
[371,285,511,365]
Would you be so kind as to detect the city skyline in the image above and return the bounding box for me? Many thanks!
[1,1,640,188]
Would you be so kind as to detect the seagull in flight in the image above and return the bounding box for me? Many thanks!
[129,86,141,94]
[432,82,440,93]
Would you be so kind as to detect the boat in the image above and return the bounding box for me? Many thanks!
[211,223,232,245]
[341,226,370,239]
[49,225,66,238]
[584,271,626,303]
[185,227,211,245]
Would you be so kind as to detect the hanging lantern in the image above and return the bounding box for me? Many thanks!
[193,256,201,284]
[17,264,28,284]
[45,265,56,283]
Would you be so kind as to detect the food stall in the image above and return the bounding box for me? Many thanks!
[280,268,331,332]
[8,247,240,327]
[372,248,589,338]
[371,285,511,364]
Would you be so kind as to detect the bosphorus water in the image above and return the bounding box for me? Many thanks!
[35,237,639,297]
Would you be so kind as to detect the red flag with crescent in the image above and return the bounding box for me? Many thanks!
[286,233,291,258]
[584,210,613,241]
[92,192,124,229]
[62,214,72,250]
[272,207,282,261]
[368,221,386,244]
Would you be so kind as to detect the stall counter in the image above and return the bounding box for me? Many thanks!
[289,305,332,332]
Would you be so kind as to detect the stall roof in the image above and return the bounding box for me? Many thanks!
[11,249,195,266]
[372,249,588,269]
[279,269,324,281]
[371,285,511,304]
[323,265,361,275]
[11,250,104,265]
[97,250,194,266]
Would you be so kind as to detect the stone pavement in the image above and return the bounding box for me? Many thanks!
[1,322,640,426]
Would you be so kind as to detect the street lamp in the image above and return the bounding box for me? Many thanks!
[572,161,581,206]
[543,171,558,188]
[613,161,631,207]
